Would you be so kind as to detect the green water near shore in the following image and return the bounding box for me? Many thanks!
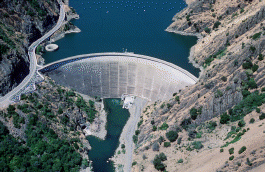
[86,99,130,172]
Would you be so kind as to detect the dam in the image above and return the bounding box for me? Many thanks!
[39,52,198,102]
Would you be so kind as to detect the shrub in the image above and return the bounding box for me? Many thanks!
[158,136,165,144]
[190,108,198,120]
[229,148,234,154]
[248,78,257,89]
[220,148,224,153]
[207,121,217,132]
[249,118,255,124]
[238,120,246,127]
[132,161,137,166]
[153,153,167,171]
[246,158,252,166]
[121,144,125,149]
[242,61,253,69]
[249,46,256,53]
[164,142,171,147]
[166,130,179,142]
[152,125,157,131]
[215,90,223,98]
[239,146,247,154]
[204,27,211,33]
[152,142,160,151]
[177,137,182,145]
[133,135,138,144]
[188,130,197,139]
[221,76,227,82]
[178,159,183,163]
[251,32,262,40]
[220,112,230,124]
[252,64,259,72]
[181,118,192,130]
[151,120,155,125]
[213,21,221,29]
[135,130,140,135]
[258,54,264,61]
[58,107,63,114]
[229,156,234,161]
[192,141,203,150]
[262,87,265,92]
[259,113,265,120]
[175,96,180,103]
[159,122,169,130]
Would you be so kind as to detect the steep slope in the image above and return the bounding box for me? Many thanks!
[130,0,265,171]
[0,0,60,96]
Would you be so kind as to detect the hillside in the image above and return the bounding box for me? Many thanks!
[130,0,265,171]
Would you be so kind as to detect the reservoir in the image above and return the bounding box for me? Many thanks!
[42,0,200,171]
[43,0,199,77]
[86,99,130,172]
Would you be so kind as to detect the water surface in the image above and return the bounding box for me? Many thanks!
[86,99,130,172]
[43,0,200,77]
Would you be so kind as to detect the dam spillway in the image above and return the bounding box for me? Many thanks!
[39,53,198,102]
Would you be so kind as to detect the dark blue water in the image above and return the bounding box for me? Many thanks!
[87,99,130,172]
[43,0,200,77]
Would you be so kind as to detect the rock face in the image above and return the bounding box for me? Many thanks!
[131,0,265,171]
[0,0,60,96]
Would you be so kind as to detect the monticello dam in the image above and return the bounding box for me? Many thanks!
[39,52,198,102]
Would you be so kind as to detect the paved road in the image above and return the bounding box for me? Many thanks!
[0,1,65,108]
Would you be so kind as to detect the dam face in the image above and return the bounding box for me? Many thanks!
[40,53,197,102]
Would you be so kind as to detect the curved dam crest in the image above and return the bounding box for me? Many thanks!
[39,53,198,102]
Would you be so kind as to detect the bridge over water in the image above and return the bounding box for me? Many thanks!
[39,52,198,102]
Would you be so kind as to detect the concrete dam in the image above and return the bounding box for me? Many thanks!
[39,53,198,102]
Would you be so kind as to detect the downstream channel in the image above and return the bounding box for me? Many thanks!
[42,0,200,171]
[87,99,130,172]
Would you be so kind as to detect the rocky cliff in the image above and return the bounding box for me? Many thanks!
[0,0,60,96]
[131,0,265,171]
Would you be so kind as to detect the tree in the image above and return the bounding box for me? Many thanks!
[190,108,198,120]
[220,112,230,124]
[152,142,160,151]
[166,130,178,142]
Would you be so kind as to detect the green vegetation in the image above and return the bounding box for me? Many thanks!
[213,21,221,29]
[220,112,230,124]
[221,76,227,82]
[249,45,256,53]
[181,118,192,130]
[215,89,223,98]
[132,161,137,166]
[75,96,97,123]
[153,153,167,171]
[238,120,246,127]
[204,27,211,33]
[252,64,259,72]
[0,44,9,60]
[0,118,82,171]
[178,159,183,163]
[27,0,47,17]
[190,107,202,120]
[121,144,125,149]
[135,130,140,135]
[166,130,178,142]
[158,136,165,144]
[229,155,234,161]
[229,147,234,154]
[164,142,171,147]
[246,158,252,166]
[133,135,138,144]
[220,148,224,153]
[192,141,203,150]
[258,54,264,61]
[152,125,157,131]
[238,146,246,154]
[36,45,43,54]
[251,32,262,40]
[0,27,15,49]
[159,122,169,130]
[206,121,217,132]
[249,118,255,124]
[152,142,160,151]
[259,113,265,120]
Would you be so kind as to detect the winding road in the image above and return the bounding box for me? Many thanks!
[0,1,65,108]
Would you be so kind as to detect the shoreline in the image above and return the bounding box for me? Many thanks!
[165,27,204,79]
[110,97,147,172]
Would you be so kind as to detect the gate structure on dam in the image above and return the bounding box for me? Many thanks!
[39,52,198,102]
